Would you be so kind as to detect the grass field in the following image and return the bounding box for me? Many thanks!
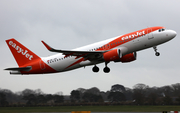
[0,105,180,113]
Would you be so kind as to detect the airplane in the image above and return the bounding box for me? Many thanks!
[4,26,176,74]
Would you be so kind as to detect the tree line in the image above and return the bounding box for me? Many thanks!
[0,83,180,107]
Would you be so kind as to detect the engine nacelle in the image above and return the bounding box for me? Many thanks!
[103,49,121,62]
[120,52,137,63]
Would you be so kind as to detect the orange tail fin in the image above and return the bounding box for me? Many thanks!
[6,38,40,67]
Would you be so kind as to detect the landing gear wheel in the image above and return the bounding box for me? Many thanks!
[155,52,160,56]
[153,46,160,56]
[92,65,99,73]
[103,67,110,73]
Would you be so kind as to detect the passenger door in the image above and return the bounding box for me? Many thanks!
[147,28,154,40]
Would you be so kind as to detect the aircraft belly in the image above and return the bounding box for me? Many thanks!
[54,58,80,72]
[41,56,80,72]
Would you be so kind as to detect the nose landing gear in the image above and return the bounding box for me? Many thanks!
[153,46,160,56]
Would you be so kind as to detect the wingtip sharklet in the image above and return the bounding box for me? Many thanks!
[41,41,53,51]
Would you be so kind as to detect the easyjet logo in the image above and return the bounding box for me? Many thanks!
[122,30,145,40]
[9,41,33,60]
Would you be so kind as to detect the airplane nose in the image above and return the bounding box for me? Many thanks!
[170,30,177,39]
[166,30,177,40]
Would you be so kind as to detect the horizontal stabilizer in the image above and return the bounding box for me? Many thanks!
[4,66,32,71]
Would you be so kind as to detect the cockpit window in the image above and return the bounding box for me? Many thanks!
[159,28,165,32]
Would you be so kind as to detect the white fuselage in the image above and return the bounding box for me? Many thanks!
[41,29,176,73]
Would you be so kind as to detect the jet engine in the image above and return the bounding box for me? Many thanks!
[103,49,122,62]
[120,52,137,63]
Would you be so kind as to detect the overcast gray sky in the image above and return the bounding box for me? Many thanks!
[0,0,180,95]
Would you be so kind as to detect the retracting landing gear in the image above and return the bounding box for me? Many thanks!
[92,65,99,73]
[92,62,110,73]
[103,62,110,73]
[153,46,160,56]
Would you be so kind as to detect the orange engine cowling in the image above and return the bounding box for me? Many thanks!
[103,49,121,62]
[120,52,137,63]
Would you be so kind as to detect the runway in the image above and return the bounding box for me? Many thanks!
[29,112,166,113]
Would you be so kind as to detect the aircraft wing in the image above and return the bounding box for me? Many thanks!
[41,41,108,60]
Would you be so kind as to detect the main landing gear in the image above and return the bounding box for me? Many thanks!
[92,65,99,73]
[92,62,110,73]
[103,62,110,73]
[153,46,160,56]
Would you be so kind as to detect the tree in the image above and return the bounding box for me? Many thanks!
[171,83,180,97]
[45,94,53,105]
[147,92,158,105]
[53,95,64,103]
[37,94,46,105]
[21,89,35,97]
[100,91,109,102]
[124,87,133,101]
[176,95,180,104]
[1,89,16,105]
[77,88,86,94]
[86,87,100,95]
[70,90,80,103]
[146,87,158,105]
[161,85,173,97]
[80,87,103,103]
[34,89,44,95]
[23,94,37,106]
[82,92,103,102]
[110,84,126,93]
[133,83,149,105]
[0,92,8,106]
[163,95,172,105]
[133,83,149,90]
[108,92,126,102]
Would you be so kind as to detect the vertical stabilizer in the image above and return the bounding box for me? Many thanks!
[6,38,40,67]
